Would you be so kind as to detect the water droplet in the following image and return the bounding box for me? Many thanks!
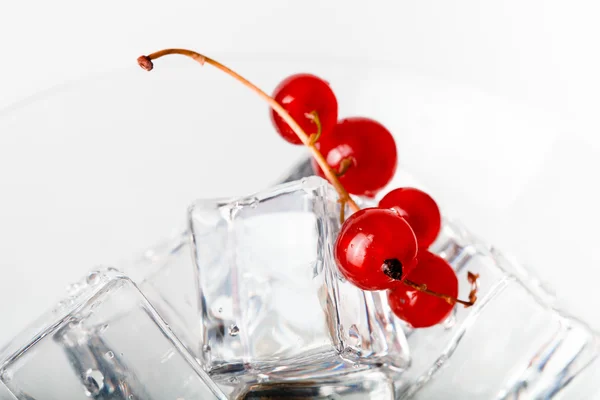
[105,351,114,359]
[128,395,134,400]
[160,349,175,364]
[120,352,124,356]
[86,271,100,285]
[211,297,233,319]
[82,369,104,397]
[228,324,240,336]
[202,344,211,352]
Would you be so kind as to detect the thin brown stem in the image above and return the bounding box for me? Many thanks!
[138,49,359,213]
[137,48,478,309]
[306,111,322,145]
[403,279,475,308]
[339,199,347,224]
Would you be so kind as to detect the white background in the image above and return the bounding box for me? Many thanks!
[2,0,600,348]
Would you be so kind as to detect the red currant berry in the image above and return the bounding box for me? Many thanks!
[379,188,441,248]
[312,117,397,197]
[334,207,418,291]
[271,74,338,145]
[387,251,458,328]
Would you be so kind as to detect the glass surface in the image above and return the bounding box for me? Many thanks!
[1,57,600,398]
[0,269,226,400]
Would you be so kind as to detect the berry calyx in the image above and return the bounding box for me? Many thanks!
[312,117,398,197]
[271,74,338,145]
[379,187,441,248]
[387,251,458,328]
[334,207,418,291]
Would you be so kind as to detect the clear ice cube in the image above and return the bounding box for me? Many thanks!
[188,176,409,380]
[394,220,600,399]
[123,232,205,366]
[0,269,226,400]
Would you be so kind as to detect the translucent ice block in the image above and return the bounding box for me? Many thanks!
[188,176,409,380]
[0,269,226,400]
[123,232,205,370]
[393,220,600,399]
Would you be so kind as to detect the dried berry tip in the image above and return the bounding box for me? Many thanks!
[382,258,403,280]
[467,271,480,305]
[137,55,154,71]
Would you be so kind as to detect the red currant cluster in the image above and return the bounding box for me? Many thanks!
[138,49,478,329]
[271,74,475,328]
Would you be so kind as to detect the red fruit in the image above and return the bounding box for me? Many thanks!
[387,251,458,328]
[312,117,397,197]
[379,188,441,248]
[334,207,418,291]
[271,74,338,145]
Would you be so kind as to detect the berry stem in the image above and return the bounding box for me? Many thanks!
[137,49,360,213]
[339,199,347,224]
[306,111,322,145]
[403,278,475,308]
[138,48,478,309]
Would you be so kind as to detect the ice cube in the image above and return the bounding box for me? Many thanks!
[393,220,600,399]
[0,269,226,400]
[188,176,409,380]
